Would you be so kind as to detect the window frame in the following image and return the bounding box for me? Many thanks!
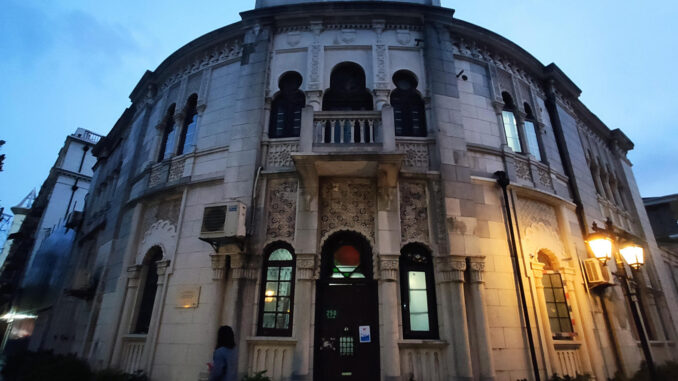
[500,92,523,153]
[157,104,177,162]
[391,71,427,137]
[133,248,163,334]
[399,243,438,340]
[177,94,198,155]
[257,243,296,337]
[522,103,544,162]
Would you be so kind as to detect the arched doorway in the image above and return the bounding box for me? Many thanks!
[314,231,380,380]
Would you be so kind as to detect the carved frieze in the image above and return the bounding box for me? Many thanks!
[265,142,298,169]
[379,256,399,281]
[266,179,298,241]
[437,256,467,283]
[319,179,376,243]
[516,198,566,259]
[537,167,553,188]
[467,257,486,283]
[397,142,429,169]
[399,181,429,244]
[515,159,531,182]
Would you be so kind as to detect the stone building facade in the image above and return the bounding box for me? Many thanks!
[38,1,678,380]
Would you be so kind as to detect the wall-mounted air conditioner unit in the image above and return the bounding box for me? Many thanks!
[583,258,613,288]
[200,202,247,240]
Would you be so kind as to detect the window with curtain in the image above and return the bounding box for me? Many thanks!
[177,94,198,155]
[158,104,177,161]
[258,244,296,336]
[391,70,426,137]
[501,92,522,153]
[400,243,438,339]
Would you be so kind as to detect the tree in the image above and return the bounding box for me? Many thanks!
[0,139,5,171]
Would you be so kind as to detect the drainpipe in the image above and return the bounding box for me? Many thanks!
[494,170,541,381]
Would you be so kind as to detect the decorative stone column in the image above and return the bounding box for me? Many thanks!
[467,257,495,381]
[291,254,316,381]
[439,256,472,381]
[561,267,595,376]
[530,261,558,375]
[379,255,402,381]
[144,259,171,372]
[208,253,228,350]
[300,106,315,152]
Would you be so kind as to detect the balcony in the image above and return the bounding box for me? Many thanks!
[313,111,381,145]
[119,334,146,374]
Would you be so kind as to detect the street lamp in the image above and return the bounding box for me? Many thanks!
[586,218,656,379]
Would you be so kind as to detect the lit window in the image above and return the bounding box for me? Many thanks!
[523,103,542,161]
[538,252,574,339]
[400,244,438,339]
[258,245,295,336]
[501,92,522,152]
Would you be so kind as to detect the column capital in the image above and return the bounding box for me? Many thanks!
[437,255,466,283]
[210,253,228,281]
[467,256,486,284]
[530,261,545,284]
[379,255,399,281]
[296,253,317,281]
[127,265,143,288]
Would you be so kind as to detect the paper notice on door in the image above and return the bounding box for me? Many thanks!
[359,325,371,343]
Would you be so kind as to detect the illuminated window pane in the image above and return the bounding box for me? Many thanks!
[409,290,429,313]
[270,249,293,261]
[409,271,427,290]
[524,121,541,161]
[267,267,279,280]
[410,313,430,331]
[278,282,291,296]
[542,273,573,336]
[275,314,289,329]
[263,313,276,328]
[279,267,293,280]
[502,111,521,152]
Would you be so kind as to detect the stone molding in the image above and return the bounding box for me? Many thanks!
[155,260,171,284]
[296,253,316,281]
[379,255,399,281]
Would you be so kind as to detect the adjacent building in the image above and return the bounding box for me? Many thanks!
[32,1,678,380]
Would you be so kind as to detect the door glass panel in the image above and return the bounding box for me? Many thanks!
[339,336,354,356]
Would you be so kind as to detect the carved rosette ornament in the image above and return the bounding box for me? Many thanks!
[399,181,429,244]
[467,257,486,283]
[379,256,399,281]
[437,256,467,283]
[266,179,298,240]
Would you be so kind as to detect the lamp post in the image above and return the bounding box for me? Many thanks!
[586,218,656,379]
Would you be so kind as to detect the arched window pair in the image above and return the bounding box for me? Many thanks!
[391,71,426,137]
[158,94,199,161]
[501,92,543,161]
[400,243,438,339]
[269,72,305,138]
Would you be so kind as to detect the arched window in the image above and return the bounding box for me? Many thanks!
[538,251,574,339]
[134,247,163,334]
[258,243,296,336]
[391,71,426,137]
[523,103,542,161]
[158,104,177,161]
[177,94,198,155]
[322,63,373,111]
[400,243,438,339]
[269,72,305,138]
[501,92,522,153]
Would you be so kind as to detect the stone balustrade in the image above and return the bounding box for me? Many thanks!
[313,111,381,144]
[119,334,146,374]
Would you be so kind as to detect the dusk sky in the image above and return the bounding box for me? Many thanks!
[1,0,676,220]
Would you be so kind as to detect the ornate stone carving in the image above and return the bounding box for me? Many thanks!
[379,257,399,281]
[515,159,531,181]
[537,167,553,188]
[266,179,298,241]
[396,29,411,45]
[515,198,566,259]
[308,21,323,90]
[160,38,242,91]
[286,31,301,47]
[296,254,316,280]
[437,256,467,283]
[467,257,486,283]
[136,219,177,265]
[399,181,429,244]
[319,179,376,243]
[397,142,429,169]
[168,158,185,182]
[265,142,298,168]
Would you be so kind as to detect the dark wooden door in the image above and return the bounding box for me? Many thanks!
[314,281,380,380]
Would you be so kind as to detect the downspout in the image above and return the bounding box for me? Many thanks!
[494,170,541,381]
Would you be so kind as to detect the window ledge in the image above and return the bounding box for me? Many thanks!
[398,339,448,348]
[246,336,297,346]
[553,340,582,350]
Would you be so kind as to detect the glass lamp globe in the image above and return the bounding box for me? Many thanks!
[620,242,644,270]
[587,232,612,264]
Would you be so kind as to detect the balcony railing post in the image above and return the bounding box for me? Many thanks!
[300,106,314,152]
[382,105,396,151]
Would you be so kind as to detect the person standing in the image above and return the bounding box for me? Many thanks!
[208,325,238,381]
